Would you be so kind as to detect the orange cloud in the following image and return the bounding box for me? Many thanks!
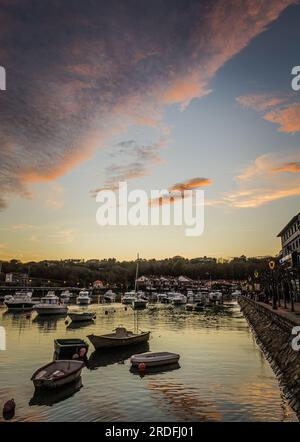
[272,162,300,173]
[236,94,287,112]
[264,104,300,133]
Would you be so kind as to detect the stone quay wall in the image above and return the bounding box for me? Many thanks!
[238,296,300,418]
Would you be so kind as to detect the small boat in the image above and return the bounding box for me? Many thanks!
[193,302,204,312]
[132,299,147,309]
[87,326,150,350]
[157,293,168,303]
[60,290,71,303]
[35,291,68,315]
[4,290,36,311]
[31,360,84,389]
[130,351,180,367]
[68,311,96,322]
[103,290,116,303]
[121,291,137,304]
[185,303,194,311]
[171,293,187,306]
[76,290,91,305]
[54,338,89,358]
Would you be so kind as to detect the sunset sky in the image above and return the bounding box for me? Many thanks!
[0,0,300,261]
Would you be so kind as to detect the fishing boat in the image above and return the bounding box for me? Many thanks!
[103,290,116,303]
[35,291,68,315]
[31,360,84,389]
[60,290,71,303]
[87,326,150,350]
[76,290,91,305]
[130,351,180,367]
[88,254,150,350]
[171,293,187,306]
[54,338,89,358]
[68,311,96,322]
[121,291,137,304]
[4,290,36,312]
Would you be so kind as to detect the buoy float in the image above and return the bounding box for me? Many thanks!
[79,347,87,357]
[3,399,15,419]
[105,310,108,315]
[138,362,146,372]
[125,307,127,311]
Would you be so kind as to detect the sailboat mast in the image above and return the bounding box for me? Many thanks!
[134,253,139,293]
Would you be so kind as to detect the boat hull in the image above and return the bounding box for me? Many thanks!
[31,360,84,389]
[130,352,180,367]
[68,313,96,322]
[5,301,36,311]
[35,306,68,315]
[87,331,150,350]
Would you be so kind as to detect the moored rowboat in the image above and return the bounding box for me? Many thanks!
[68,311,96,322]
[31,360,84,389]
[87,326,150,350]
[130,351,180,367]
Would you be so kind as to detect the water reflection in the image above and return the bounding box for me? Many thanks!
[29,378,83,407]
[0,302,298,422]
[87,342,149,370]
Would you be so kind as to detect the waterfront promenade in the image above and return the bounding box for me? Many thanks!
[251,299,300,325]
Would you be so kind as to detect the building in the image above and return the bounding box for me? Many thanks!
[5,272,29,285]
[277,213,300,267]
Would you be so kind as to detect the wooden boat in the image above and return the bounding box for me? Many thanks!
[54,338,89,358]
[87,326,150,350]
[130,351,180,367]
[31,360,84,389]
[68,311,96,322]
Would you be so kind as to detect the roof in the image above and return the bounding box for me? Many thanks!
[277,213,300,237]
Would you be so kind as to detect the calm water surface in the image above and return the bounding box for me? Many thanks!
[0,301,297,422]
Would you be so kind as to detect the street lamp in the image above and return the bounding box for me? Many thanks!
[269,260,277,310]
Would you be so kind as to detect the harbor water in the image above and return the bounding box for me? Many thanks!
[0,302,297,422]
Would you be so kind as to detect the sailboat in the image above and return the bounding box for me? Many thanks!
[87,254,150,350]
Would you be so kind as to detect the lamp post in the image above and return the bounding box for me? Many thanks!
[269,260,277,310]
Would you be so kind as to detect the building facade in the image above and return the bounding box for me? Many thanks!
[277,213,300,267]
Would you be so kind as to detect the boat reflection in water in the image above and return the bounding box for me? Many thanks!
[66,320,95,330]
[32,314,67,332]
[29,378,83,407]
[130,362,181,377]
[87,342,149,370]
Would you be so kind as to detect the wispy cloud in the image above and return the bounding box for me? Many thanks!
[237,93,300,133]
[222,151,300,208]
[150,177,212,206]
[0,0,294,208]
[91,137,167,195]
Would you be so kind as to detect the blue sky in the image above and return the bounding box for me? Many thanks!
[0,0,299,261]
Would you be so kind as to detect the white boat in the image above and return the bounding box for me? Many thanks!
[122,291,137,304]
[31,360,84,389]
[4,290,36,311]
[103,290,116,303]
[130,351,180,367]
[157,293,168,303]
[60,290,71,303]
[76,290,91,305]
[35,291,68,315]
[171,293,187,305]
[68,311,96,322]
